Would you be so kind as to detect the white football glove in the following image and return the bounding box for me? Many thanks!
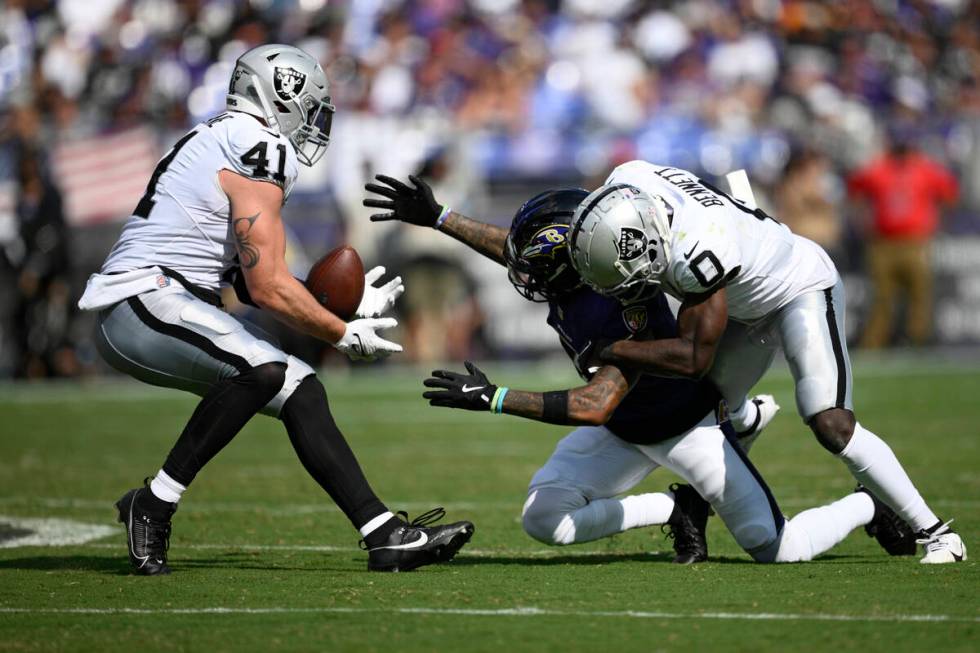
[355,266,405,318]
[334,317,403,361]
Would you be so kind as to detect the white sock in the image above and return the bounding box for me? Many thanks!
[838,423,939,532]
[550,492,676,545]
[149,469,186,504]
[729,398,758,433]
[359,511,395,538]
[621,492,677,531]
[774,492,875,562]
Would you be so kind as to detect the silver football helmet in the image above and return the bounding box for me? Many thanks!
[227,44,334,166]
[568,184,673,302]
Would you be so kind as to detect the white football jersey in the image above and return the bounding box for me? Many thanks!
[607,160,838,322]
[100,111,299,291]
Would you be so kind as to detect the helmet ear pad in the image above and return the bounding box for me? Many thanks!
[504,188,590,302]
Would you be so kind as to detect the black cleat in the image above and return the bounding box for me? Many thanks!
[664,483,709,564]
[855,484,917,556]
[115,481,176,575]
[365,508,474,572]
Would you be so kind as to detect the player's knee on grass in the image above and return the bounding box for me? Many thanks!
[728,518,781,562]
[522,488,588,546]
[808,408,856,454]
[751,522,812,563]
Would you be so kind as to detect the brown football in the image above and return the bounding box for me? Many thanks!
[304,245,365,321]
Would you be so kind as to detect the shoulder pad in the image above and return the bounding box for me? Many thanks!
[669,226,741,295]
[213,114,298,191]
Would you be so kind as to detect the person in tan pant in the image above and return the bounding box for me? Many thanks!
[848,137,959,348]
[862,239,933,348]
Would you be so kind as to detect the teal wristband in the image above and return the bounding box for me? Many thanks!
[491,387,508,414]
[434,205,452,230]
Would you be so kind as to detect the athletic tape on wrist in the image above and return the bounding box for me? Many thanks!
[433,205,452,230]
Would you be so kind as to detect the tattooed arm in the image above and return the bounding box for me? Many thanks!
[424,361,638,426]
[219,170,347,343]
[502,365,637,426]
[438,211,508,265]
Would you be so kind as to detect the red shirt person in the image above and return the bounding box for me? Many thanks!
[848,140,959,347]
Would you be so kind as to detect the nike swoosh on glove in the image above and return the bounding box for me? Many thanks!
[335,317,403,361]
[356,266,405,318]
[422,361,498,411]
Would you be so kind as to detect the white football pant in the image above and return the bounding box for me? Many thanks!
[95,286,314,417]
[522,414,874,562]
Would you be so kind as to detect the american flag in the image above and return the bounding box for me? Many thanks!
[51,127,160,226]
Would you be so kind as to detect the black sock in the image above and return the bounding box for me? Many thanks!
[280,376,389,530]
[923,519,945,535]
[136,487,176,520]
[363,516,405,549]
[161,362,287,486]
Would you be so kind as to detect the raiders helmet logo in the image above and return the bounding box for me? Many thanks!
[622,305,648,333]
[274,67,306,101]
[617,227,648,261]
[522,224,569,259]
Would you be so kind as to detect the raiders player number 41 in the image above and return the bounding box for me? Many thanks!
[77,44,473,575]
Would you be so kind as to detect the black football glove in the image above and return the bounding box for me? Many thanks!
[423,361,498,411]
[363,174,443,227]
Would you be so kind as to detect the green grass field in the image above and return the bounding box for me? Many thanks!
[1,357,977,652]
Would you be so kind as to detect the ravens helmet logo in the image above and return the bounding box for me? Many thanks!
[521,224,570,260]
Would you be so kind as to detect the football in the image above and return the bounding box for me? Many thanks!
[304,245,365,320]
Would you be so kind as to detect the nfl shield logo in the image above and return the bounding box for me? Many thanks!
[622,305,648,333]
[274,67,306,101]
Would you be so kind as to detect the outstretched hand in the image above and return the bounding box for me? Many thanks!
[356,266,404,318]
[363,174,443,227]
[423,361,498,411]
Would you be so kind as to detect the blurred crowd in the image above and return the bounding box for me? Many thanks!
[1,0,978,377]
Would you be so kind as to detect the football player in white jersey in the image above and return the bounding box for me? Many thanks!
[365,176,918,564]
[77,44,473,575]
[565,160,965,564]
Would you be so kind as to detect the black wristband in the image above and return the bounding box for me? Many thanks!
[542,390,569,424]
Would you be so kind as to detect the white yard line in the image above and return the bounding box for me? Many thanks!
[0,606,975,624]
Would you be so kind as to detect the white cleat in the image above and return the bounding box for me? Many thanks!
[918,521,967,564]
[736,394,780,452]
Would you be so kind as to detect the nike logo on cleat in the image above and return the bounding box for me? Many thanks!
[377,531,429,551]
